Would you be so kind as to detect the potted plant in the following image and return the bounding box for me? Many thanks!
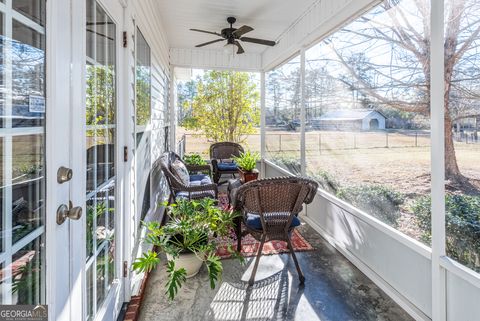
[233,150,260,183]
[132,198,242,300]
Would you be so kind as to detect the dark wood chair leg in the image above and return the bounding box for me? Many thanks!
[236,217,242,252]
[286,231,305,284]
[248,234,266,286]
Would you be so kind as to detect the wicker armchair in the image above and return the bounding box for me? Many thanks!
[158,151,218,202]
[234,176,318,285]
[210,142,244,183]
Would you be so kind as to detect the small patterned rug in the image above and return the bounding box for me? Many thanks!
[216,229,314,259]
[216,193,315,259]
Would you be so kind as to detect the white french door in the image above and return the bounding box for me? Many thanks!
[84,0,125,320]
[0,0,47,307]
[0,0,125,319]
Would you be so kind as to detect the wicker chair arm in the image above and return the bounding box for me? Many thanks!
[186,164,211,174]
[185,183,218,198]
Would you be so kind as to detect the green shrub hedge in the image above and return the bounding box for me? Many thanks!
[412,194,480,271]
[336,185,405,226]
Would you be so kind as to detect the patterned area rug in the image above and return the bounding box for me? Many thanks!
[216,229,314,259]
[216,193,315,259]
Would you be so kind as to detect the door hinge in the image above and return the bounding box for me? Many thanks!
[124,146,128,162]
[123,31,128,48]
[123,261,128,278]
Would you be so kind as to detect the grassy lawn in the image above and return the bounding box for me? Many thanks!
[178,127,480,247]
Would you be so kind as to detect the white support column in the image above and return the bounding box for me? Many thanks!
[430,0,446,320]
[300,48,306,176]
[260,71,266,176]
[169,66,177,152]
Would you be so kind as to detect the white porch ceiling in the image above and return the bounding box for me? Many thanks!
[155,0,317,54]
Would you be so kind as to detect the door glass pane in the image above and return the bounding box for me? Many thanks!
[13,0,46,26]
[85,1,116,317]
[444,0,480,273]
[0,1,45,305]
[10,237,44,304]
[12,134,44,243]
[12,19,45,128]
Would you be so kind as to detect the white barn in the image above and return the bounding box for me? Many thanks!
[313,109,386,131]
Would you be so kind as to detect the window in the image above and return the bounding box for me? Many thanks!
[135,28,151,220]
[265,56,302,175]
[442,0,480,273]
[176,68,260,158]
[85,0,117,318]
[267,0,433,242]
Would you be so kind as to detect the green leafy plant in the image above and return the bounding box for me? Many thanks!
[336,185,404,226]
[233,150,260,172]
[132,198,242,300]
[183,154,207,166]
[313,170,340,194]
[412,194,480,272]
[271,154,300,175]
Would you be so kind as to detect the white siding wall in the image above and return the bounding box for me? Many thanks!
[361,112,386,130]
[125,0,171,298]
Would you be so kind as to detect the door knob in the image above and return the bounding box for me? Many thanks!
[57,166,73,184]
[57,202,83,225]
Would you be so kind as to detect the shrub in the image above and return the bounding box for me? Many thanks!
[271,154,300,174]
[412,194,480,271]
[183,153,207,166]
[336,185,405,226]
[312,170,340,194]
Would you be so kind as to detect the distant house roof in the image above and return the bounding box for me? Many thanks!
[316,109,385,121]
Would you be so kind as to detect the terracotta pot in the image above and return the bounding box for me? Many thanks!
[238,168,259,183]
[166,252,203,278]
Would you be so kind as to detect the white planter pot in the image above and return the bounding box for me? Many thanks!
[166,252,203,278]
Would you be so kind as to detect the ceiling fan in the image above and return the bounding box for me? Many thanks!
[190,17,276,54]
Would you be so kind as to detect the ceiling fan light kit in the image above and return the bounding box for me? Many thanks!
[190,16,276,55]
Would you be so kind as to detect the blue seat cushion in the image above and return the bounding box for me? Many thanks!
[245,213,301,230]
[217,162,238,171]
[189,174,212,186]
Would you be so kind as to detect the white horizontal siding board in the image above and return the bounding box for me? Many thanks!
[262,0,380,70]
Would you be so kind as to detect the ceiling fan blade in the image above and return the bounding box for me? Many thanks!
[232,25,253,37]
[190,28,223,37]
[234,41,245,54]
[240,37,276,46]
[195,38,225,48]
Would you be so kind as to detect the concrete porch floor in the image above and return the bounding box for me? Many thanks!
[138,222,414,321]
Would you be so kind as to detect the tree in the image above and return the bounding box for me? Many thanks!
[322,0,480,182]
[177,80,197,125]
[184,70,260,143]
